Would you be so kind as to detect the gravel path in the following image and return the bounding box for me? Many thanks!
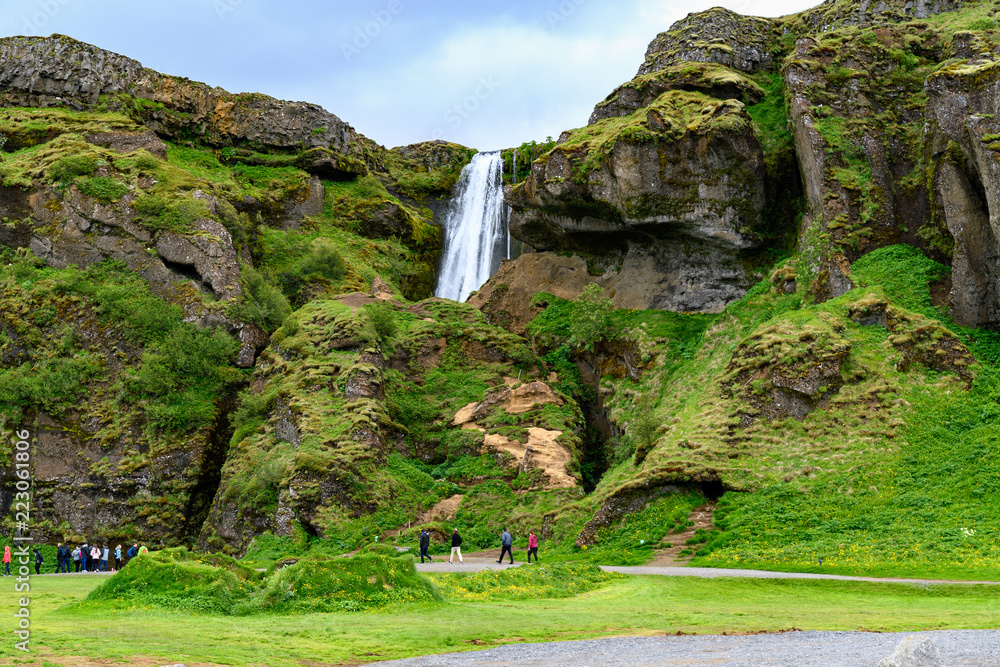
[375,630,1000,666]
[415,560,1000,585]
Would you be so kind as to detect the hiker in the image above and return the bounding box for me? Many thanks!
[527,531,539,563]
[138,544,149,555]
[72,545,81,572]
[90,543,101,572]
[100,544,110,572]
[449,528,463,565]
[79,541,89,572]
[496,528,514,564]
[114,544,122,571]
[55,543,65,573]
[59,543,70,573]
[2,545,10,575]
[125,543,138,566]
[33,547,43,575]
[418,529,433,563]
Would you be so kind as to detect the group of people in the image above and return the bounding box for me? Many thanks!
[1,542,149,575]
[416,528,539,565]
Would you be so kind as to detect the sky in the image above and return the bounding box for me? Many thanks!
[3,0,817,151]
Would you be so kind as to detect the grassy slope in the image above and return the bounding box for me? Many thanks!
[2,573,997,665]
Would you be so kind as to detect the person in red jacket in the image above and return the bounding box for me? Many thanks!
[2,546,10,576]
[527,531,539,563]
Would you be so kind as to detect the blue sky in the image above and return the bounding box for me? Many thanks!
[3,0,816,150]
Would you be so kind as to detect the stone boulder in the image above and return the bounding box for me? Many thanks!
[877,636,943,667]
[155,218,242,300]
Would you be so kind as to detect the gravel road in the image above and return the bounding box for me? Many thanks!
[375,630,1000,666]
[415,560,1000,585]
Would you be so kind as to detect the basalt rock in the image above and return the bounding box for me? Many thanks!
[637,8,780,76]
[0,35,382,167]
[925,55,1000,328]
[507,91,765,313]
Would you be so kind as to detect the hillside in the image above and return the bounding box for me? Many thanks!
[2,0,1000,580]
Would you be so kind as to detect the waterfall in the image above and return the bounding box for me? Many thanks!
[434,151,510,302]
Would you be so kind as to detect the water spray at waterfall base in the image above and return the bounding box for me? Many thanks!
[435,151,510,302]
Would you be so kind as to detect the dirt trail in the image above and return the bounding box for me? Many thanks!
[420,494,463,523]
[648,502,716,567]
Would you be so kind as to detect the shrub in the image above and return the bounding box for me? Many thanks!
[363,301,399,345]
[569,283,616,351]
[297,238,346,282]
[230,265,291,332]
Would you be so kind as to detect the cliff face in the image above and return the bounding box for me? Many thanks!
[0,35,378,170]
[508,87,767,313]
[504,0,1000,326]
[0,38,477,548]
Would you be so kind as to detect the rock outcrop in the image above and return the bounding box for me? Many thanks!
[0,35,378,170]
[507,90,766,313]
[925,54,1000,328]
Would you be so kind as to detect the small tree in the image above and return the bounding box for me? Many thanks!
[363,301,398,346]
[631,397,661,466]
[568,283,615,351]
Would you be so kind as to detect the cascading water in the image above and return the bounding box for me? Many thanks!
[434,151,510,302]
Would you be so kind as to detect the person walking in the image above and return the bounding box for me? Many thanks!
[527,531,539,563]
[54,543,64,573]
[418,529,433,563]
[3,545,10,575]
[72,545,81,572]
[90,543,101,572]
[100,544,109,572]
[449,528,463,564]
[32,547,43,575]
[125,543,138,567]
[496,528,514,564]
[79,541,89,573]
[114,544,122,571]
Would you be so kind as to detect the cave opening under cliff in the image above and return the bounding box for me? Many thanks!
[161,258,212,294]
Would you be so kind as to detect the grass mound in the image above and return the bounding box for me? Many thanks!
[430,562,619,602]
[257,551,440,613]
[85,548,259,614]
[84,547,439,614]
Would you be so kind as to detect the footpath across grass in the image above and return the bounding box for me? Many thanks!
[1,571,998,665]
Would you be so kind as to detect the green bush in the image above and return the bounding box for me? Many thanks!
[568,284,616,351]
[230,265,291,332]
[363,301,399,345]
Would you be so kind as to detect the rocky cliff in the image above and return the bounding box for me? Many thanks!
[4,1,1000,576]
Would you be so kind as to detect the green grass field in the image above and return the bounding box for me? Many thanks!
[0,572,997,666]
